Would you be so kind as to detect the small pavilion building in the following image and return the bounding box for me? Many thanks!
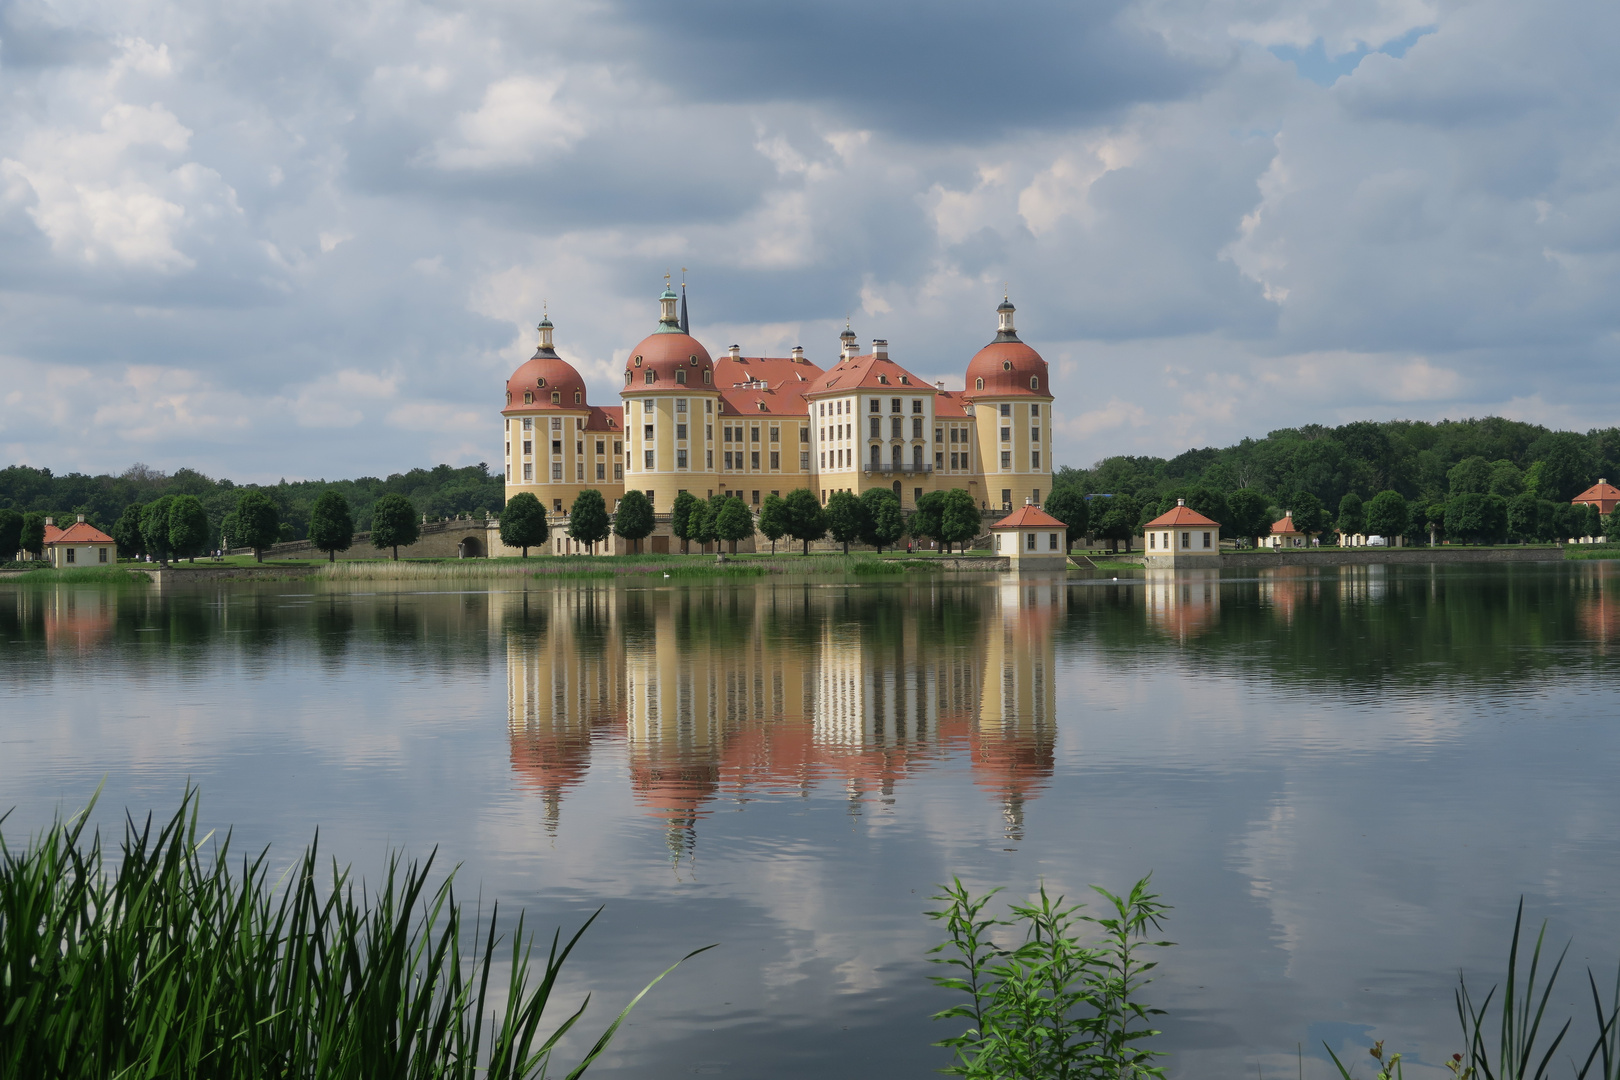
[1573,479,1620,517]
[42,516,117,568]
[1142,499,1222,567]
[1264,512,1314,549]
[990,502,1069,569]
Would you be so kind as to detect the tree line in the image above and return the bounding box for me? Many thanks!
[1048,416,1620,547]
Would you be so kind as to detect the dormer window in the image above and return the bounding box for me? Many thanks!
[634,356,643,366]
[575,390,583,403]
[878,375,888,384]
[703,370,711,384]
[624,372,632,386]
[900,376,909,384]
[537,377,546,387]
[1030,376,1039,390]
[551,391,561,403]
[975,378,984,390]
[645,370,655,384]
[506,392,512,405]
[689,355,699,365]
[524,391,533,404]
[676,369,687,384]
[1002,361,1013,371]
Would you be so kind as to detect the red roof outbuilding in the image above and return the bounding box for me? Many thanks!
[1573,479,1620,516]
[991,505,1067,530]
[1144,501,1220,529]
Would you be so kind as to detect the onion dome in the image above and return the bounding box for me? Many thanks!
[963,295,1050,400]
[504,314,590,412]
[624,283,714,389]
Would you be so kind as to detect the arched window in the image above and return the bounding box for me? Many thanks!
[524,391,533,404]
[551,391,561,404]
[975,378,984,390]
[505,392,512,405]
[575,390,582,403]
[1030,376,1039,390]
[624,371,632,386]
[703,370,711,384]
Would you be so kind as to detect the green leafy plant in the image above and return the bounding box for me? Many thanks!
[1456,900,1572,1080]
[927,874,1172,1079]
[0,788,710,1079]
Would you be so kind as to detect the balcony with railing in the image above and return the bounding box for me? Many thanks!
[862,462,934,475]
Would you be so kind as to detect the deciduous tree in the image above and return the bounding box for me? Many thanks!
[309,491,355,562]
[613,490,655,553]
[1095,493,1142,553]
[1225,489,1270,547]
[167,495,210,562]
[671,491,700,554]
[940,489,981,554]
[824,491,866,555]
[371,493,421,560]
[0,508,24,560]
[1364,490,1410,542]
[1335,493,1364,541]
[140,496,178,564]
[232,490,281,562]
[783,489,825,554]
[1287,491,1329,539]
[715,497,753,554]
[568,489,611,554]
[909,491,944,551]
[757,493,788,554]
[858,488,904,553]
[1042,488,1087,553]
[111,503,145,559]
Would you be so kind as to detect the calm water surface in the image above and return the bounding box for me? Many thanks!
[4,563,1620,1078]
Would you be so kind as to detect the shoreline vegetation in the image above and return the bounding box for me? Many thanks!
[0,790,708,1079]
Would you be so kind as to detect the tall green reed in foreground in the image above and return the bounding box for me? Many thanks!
[0,789,710,1079]
[927,874,1172,1080]
[1328,899,1620,1080]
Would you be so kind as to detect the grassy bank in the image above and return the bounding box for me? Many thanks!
[0,790,704,1078]
[1,566,154,585]
[1564,543,1620,560]
[312,552,969,582]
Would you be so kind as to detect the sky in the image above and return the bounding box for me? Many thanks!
[2,0,1617,483]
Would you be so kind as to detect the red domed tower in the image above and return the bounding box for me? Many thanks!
[502,313,626,518]
[619,283,720,511]
[963,295,1054,511]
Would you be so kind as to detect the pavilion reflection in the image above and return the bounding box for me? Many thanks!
[1143,570,1222,643]
[503,579,1060,848]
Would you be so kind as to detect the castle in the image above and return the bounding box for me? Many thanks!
[501,285,1054,534]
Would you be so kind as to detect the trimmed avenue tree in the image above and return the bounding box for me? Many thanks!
[0,509,23,561]
[783,489,825,554]
[613,490,655,553]
[824,491,867,555]
[167,496,211,562]
[858,488,904,553]
[1225,489,1271,547]
[20,512,46,560]
[671,491,700,554]
[1287,492,1329,540]
[910,491,944,551]
[232,490,281,563]
[309,490,355,562]
[1095,493,1142,553]
[939,488,981,554]
[1042,488,1087,553]
[111,503,145,559]
[757,493,788,554]
[715,497,753,555]
[140,496,178,565]
[690,497,717,551]
[569,490,612,554]
[1365,490,1410,543]
[370,493,421,560]
[1335,493,1364,541]
[498,492,547,557]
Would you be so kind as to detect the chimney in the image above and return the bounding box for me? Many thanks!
[77,513,86,523]
[791,346,804,362]
[44,516,54,526]
[729,344,741,360]
[872,339,888,359]
[1177,498,1185,507]
[934,379,945,390]
[1024,497,1032,506]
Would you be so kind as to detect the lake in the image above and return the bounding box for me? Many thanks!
[4,562,1619,1078]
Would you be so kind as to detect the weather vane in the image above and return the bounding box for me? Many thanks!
[681,267,687,283]
[664,270,671,288]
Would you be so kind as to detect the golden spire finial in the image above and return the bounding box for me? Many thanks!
[1003,281,1009,300]
[680,266,688,284]
[664,270,671,288]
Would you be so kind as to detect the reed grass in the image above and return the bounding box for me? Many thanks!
[0,789,709,1079]
[5,566,154,585]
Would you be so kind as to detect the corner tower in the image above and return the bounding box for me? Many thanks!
[963,295,1054,511]
[503,315,626,514]
[619,283,721,511]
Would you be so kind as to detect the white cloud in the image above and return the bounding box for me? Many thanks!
[431,76,587,168]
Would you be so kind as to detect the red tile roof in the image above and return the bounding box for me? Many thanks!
[991,505,1066,529]
[804,353,934,397]
[1270,514,1303,534]
[1145,503,1220,528]
[1573,479,1620,513]
[585,405,623,431]
[45,522,115,545]
[714,354,825,417]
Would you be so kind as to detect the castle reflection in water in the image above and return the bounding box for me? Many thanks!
[502,580,1065,848]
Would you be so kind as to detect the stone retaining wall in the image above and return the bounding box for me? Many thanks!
[1219,546,1567,568]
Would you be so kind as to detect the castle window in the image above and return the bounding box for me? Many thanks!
[703,370,711,383]
[689,355,698,364]
[551,391,561,403]
[624,372,632,385]
[676,369,687,384]
[911,399,923,414]
[646,371,656,384]
[634,355,643,366]
[975,378,984,390]
[1030,376,1039,390]
[1003,361,1012,371]
[575,390,583,403]
[524,391,532,404]
[537,377,546,387]
[505,392,512,405]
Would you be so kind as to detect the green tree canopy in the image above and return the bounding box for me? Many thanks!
[1287,491,1329,537]
[715,497,754,554]
[1042,488,1087,552]
[1225,489,1271,546]
[909,491,944,550]
[232,490,281,562]
[499,492,547,557]
[140,496,178,564]
[568,490,612,553]
[1364,490,1410,541]
[1532,432,1592,500]
[1445,493,1490,543]
[613,490,655,553]
[858,488,905,553]
[0,508,24,560]
[308,491,355,562]
[1335,492,1365,538]
[167,495,210,561]
[940,489,981,554]
[757,493,789,554]
[782,489,825,554]
[111,503,145,559]
[19,512,45,558]
[689,497,717,548]
[370,493,421,560]
[1094,493,1142,552]
[670,491,700,554]
[824,491,867,555]
[1447,456,1493,496]
[1488,460,1524,497]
